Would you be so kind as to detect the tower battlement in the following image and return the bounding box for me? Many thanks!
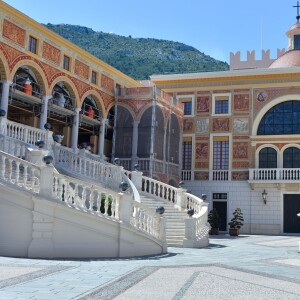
[230,49,286,70]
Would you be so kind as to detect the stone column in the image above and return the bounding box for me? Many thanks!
[0,80,12,116]
[71,107,81,150]
[131,120,139,166]
[98,118,107,159]
[39,95,51,129]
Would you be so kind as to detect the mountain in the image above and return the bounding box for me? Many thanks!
[44,24,229,80]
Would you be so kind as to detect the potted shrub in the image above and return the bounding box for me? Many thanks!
[208,208,220,235]
[228,208,244,236]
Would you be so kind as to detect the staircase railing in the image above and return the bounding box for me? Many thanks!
[131,171,209,248]
[0,134,30,158]
[0,151,41,193]
[0,118,53,149]
[53,144,127,191]
[0,150,166,245]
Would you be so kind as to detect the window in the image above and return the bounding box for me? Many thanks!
[28,36,37,54]
[215,99,228,114]
[213,137,229,170]
[212,94,231,115]
[183,102,192,115]
[295,35,300,50]
[63,55,70,71]
[177,95,194,116]
[213,193,227,199]
[259,147,277,168]
[182,139,192,170]
[258,100,300,135]
[91,71,97,84]
[283,147,300,168]
[116,84,121,96]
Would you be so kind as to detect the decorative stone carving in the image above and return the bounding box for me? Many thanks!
[196,118,209,134]
[196,96,210,113]
[234,94,249,111]
[233,142,248,159]
[195,143,208,160]
[194,172,209,180]
[183,118,194,132]
[232,171,249,181]
[212,118,230,132]
[233,118,248,134]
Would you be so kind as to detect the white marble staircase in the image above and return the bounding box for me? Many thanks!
[140,194,188,246]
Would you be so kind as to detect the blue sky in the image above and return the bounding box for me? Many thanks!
[2,0,297,63]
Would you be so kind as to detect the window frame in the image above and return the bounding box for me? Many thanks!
[28,35,38,54]
[212,93,231,116]
[91,70,97,85]
[63,55,71,71]
[177,95,195,117]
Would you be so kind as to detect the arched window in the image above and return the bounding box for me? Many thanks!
[257,101,300,135]
[283,147,300,168]
[259,147,277,168]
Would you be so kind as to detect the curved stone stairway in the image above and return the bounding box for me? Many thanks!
[139,193,188,247]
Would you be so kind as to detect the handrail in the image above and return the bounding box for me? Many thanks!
[141,176,178,204]
[249,168,300,181]
[0,151,41,193]
[0,118,53,149]
[53,144,133,193]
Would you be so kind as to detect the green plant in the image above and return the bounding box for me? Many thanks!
[100,195,113,216]
[208,208,220,229]
[228,208,244,229]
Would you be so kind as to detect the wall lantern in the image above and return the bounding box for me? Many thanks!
[262,189,268,204]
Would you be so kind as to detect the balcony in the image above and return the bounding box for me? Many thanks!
[249,168,300,183]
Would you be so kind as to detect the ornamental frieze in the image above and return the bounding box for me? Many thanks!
[196,96,210,113]
[195,142,209,160]
[232,171,249,181]
[233,94,249,112]
[233,118,249,134]
[101,74,114,94]
[195,162,209,169]
[0,42,24,70]
[194,172,209,181]
[75,59,89,80]
[183,118,194,132]
[212,117,230,132]
[42,42,61,65]
[3,19,25,47]
[233,142,249,159]
[232,161,250,168]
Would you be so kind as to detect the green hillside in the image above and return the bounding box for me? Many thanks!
[45,24,229,80]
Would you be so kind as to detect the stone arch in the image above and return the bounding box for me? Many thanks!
[115,106,134,158]
[0,50,9,80]
[49,76,80,107]
[81,90,105,117]
[137,103,153,122]
[10,59,47,95]
[252,95,300,135]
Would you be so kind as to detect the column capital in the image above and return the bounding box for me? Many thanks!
[133,120,140,126]
[74,107,81,113]
[0,80,13,85]
[42,95,52,101]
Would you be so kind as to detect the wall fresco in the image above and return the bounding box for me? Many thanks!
[3,19,25,47]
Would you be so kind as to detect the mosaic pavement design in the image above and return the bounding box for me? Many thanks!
[0,264,72,289]
[78,264,300,300]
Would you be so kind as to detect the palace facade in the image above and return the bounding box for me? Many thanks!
[0,1,300,239]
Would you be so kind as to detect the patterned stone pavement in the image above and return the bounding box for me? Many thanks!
[0,235,299,299]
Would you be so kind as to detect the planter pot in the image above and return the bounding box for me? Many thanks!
[229,228,240,236]
[209,228,219,235]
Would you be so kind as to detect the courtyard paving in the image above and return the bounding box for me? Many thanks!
[0,234,299,299]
